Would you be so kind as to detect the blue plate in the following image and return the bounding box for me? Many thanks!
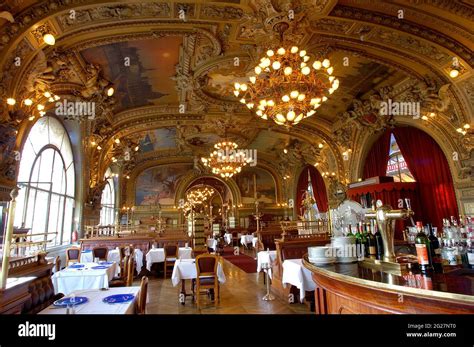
[53,296,88,307]
[69,264,85,269]
[102,294,135,304]
[99,261,113,265]
[91,265,109,269]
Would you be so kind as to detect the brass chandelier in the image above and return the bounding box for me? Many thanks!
[233,45,338,127]
[201,140,251,178]
[186,185,215,205]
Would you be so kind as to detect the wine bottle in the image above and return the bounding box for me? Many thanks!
[427,223,442,272]
[366,223,377,258]
[355,225,364,259]
[374,223,384,260]
[415,221,433,272]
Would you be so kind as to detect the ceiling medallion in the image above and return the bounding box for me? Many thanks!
[233,44,338,127]
[201,140,251,178]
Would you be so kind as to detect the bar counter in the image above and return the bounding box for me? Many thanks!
[302,256,474,314]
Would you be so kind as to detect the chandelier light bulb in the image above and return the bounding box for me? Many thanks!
[297,94,305,101]
[287,110,296,121]
[54,95,60,101]
[6,98,16,105]
[284,66,292,75]
[327,66,334,75]
[107,87,115,96]
[255,66,262,74]
[246,103,254,109]
[322,96,328,102]
[267,100,275,107]
[277,47,286,55]
[299,50,306,57]
[240,83,248,91]
[44,91,51,98]
[329,76,335,82]
[290,90,299,98]
[234,82,241,89]
[301,66,310,75]
[233,90,239,97]
[303,56,310,62]
[464,124,470,129]
[290,46,299,53]
[24,99,33,106]
[313,61,322,69]
[276,114,286,123]
[267,50,274,57]
[249,76,256,84]
[322,59,330,68]
[272,61,281,70]
[37,104,44,110]
[282,95,290,102]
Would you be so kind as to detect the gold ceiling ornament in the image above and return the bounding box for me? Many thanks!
[201,140,251,178]
[233,44,338,127]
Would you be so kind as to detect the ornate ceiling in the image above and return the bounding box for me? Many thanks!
[0,0,472,205]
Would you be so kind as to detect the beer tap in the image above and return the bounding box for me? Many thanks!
[364,199,414,262]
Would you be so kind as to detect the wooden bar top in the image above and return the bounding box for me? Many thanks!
[303,256,474,314]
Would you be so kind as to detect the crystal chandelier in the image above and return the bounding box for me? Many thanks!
[233,45,339,127]
[201,140,251,178]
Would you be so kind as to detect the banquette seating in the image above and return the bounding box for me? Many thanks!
[22,276,64,314]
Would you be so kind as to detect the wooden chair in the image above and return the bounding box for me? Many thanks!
[126,255,135,286]
[195,253,219,308]
[110,255,129,287]
[164,244,178,279]
[136,276,148,314]
[66,247,81,266]
[92,247,108,261]
[55,256,61,272]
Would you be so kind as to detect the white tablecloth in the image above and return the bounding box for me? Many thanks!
[39,287,140,314]
[256,250,277,279]
[252,237,258,248]
[145,247,193,271]
[282,259,316,302]
[240,235,254,247]
[171,259,226,287]
[224,233,232,245]
[81,248,144,273]
[52,262,118,295]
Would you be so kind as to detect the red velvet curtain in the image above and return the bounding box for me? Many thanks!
[392,127,459,228]
[296,165,329,216]
[363,129,392,179]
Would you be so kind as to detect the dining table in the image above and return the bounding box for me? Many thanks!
[281,258,316,303]
[39,287,141,314]
[145,247,193,271]
[171,259,226,304]
[52,262,118,295]
[81,248,144,273]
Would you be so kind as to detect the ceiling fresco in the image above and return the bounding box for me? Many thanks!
[81,37,182,111]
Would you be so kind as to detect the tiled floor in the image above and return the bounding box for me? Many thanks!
[140,250,311,314]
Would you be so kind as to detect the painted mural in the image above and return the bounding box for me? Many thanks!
[236,167,276,204]
[81,37,182,111]
[139,128,177,152]
[135,163,193,205]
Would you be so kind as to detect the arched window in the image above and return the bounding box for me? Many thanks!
[100,168,115,225]
[14,116,75,248]
[385,134,415,182]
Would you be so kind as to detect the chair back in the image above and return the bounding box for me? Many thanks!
[126,255,135,286]
[55,256,61,272]
[196,254,218,278]
[66,247,80,265]
[164,244,178,259]
[92,247,108,261]
[136,276,148,314]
